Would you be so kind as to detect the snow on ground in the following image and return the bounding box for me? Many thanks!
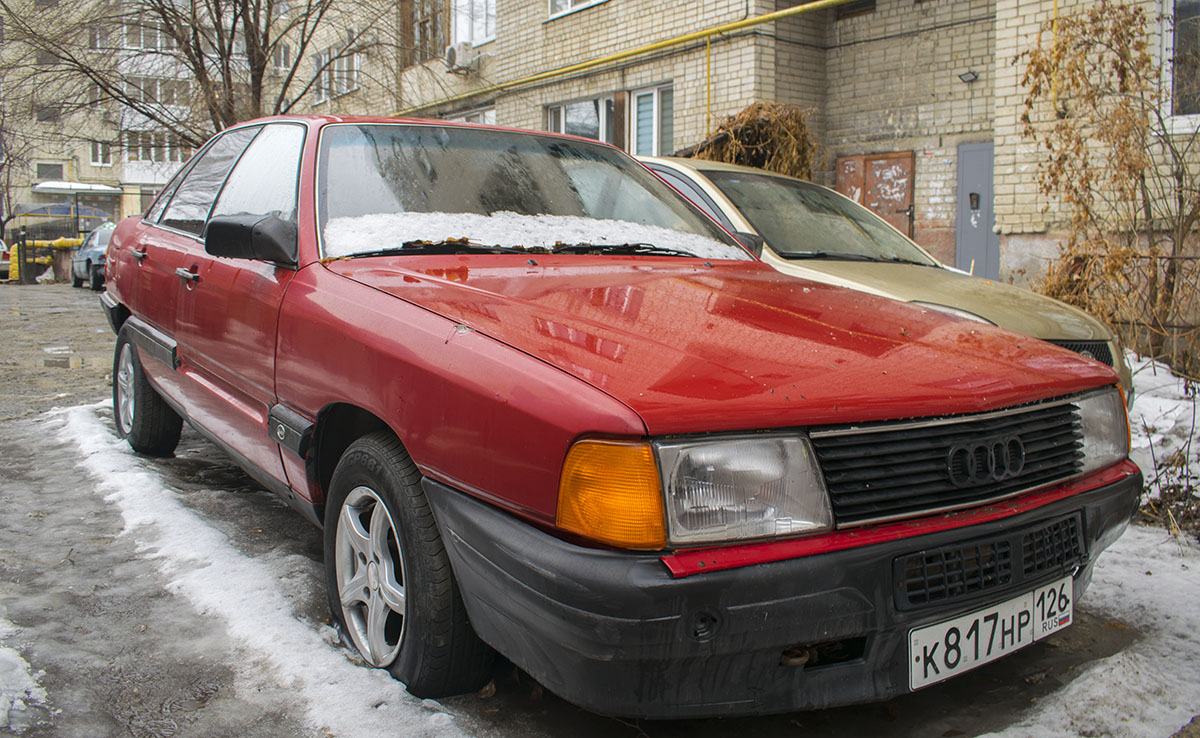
[0,615,48,734]
[56,403,467,738]
[1128,352,1200,490]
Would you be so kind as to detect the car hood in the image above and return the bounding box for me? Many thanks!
[760,252,1111,342]
[327,256,1117,436]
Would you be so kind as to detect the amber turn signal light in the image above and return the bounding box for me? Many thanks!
[557,440,666,550]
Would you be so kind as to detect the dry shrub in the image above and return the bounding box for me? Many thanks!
[679,101,816,180]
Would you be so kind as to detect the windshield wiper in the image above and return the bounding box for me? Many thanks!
[345,239,524,258]
[550,242,698,258]
[776,251,881,262]
[882,256,937,267]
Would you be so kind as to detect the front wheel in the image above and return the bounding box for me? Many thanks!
[324,432,492,697]
[113,325,182,456]
[89,263,103,291]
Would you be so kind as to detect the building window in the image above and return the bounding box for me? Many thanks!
[1174,0,1200,116]
[314,36,359,102]
[34,105,61,122]
[36,163,64,180]
[124,131,192,163]
[90,141,112,166]
[452,0,494,46]
[124,19,175,50]
[273,43,291,69]
[631,85,673,156]
[404,0,446,66]
[547,96,615,143]
[837,0,875,19]
[549,0,606,18]
[128,77,190,106]
[447,107,496,125]
[88,27,108,50]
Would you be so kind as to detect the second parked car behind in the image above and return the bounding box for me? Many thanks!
[639,156,1134,402]
[72,221,115,290]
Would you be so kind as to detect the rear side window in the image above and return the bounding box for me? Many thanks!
[159,127,261,235]
[211,124,305,223]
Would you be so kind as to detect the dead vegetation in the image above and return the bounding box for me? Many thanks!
[677,101,817,180]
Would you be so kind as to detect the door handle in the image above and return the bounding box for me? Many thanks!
[132,248,148,260]
[174,267,199,283]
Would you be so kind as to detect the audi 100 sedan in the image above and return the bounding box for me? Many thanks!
[102,115,1141,718]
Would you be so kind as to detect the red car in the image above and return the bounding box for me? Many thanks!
[101,115,1141,718]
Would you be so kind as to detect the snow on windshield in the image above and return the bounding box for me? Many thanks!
[322,210,748,261]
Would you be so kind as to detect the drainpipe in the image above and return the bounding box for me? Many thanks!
[393,0,860,116]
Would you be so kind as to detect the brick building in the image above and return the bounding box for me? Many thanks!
[395,0,1189,283]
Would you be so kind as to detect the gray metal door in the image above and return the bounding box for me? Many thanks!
[955,142,999,279]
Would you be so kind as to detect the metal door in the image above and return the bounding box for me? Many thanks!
[836,151,915,237]
[955,142,1000,279]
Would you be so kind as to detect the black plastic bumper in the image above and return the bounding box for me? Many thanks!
[423,470,1142,719]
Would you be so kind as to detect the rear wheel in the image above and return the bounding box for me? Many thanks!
[89,262,103,290]
[324,432,492,697]
[113,325,182,456]
[72,273,84,288]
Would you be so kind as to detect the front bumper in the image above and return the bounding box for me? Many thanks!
[423,465,1142,719]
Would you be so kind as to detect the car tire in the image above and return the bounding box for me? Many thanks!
[324,432,493,698]
[72,274,84,288]
[112,325,182,456]
[89,263,103,291]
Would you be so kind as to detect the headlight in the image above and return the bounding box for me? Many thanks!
[655,435,832,545]
[1077,388,1129,474]
[911,301,996,324]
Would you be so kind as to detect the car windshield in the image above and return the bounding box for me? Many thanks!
[699,169,939,266]
[317,124,749,261]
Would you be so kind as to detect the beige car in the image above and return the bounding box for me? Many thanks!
[640,156,1133,402]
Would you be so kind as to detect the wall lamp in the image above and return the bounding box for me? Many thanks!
[958,70,979,84]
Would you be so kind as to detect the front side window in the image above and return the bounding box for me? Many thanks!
[317,124,747,261]
[452,0,495,46]
[632,85,673,157]
[159,127,260,235]
[212,124,305,223]
[547,96,615,143]
[700,169,938,265]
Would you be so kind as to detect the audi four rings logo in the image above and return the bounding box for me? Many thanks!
[946,435,1026,487]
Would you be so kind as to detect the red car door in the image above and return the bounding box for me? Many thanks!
[173,123,307,485]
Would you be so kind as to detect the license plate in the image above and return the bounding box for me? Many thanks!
[909,574,1073,690]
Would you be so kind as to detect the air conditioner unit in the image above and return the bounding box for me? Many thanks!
[444,42,477,73]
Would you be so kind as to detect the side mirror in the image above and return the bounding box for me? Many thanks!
[204,214,297,267]
[734,231,765,257]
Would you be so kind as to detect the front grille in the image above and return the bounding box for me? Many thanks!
[1023,516,1082,575]
[900,542,1013,607]
[811,399,1084,526]
[895,514,1085,611]
[1045,339,1114,367]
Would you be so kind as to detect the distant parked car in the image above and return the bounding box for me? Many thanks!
[72,222,115,290]
[0,238,8,280]
[640,156,1134,403]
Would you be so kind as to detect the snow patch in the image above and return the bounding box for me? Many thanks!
[1128,352,1199,488]
[0,617,48,734]
[56,404,467,738]
[323,210,746,261]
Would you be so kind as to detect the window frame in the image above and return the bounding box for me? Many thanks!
[1167,0,1200,132]
[630,84,674,157]
[451,0,495,47]
[545,95,616,144]
[547,0,607,21]
[90,141,113,167]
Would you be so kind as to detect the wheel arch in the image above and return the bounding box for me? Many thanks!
[309,402,396,517]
